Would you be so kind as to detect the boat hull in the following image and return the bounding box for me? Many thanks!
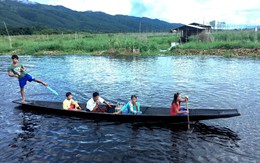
[13,100,240,123]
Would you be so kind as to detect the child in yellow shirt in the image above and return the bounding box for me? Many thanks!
[63,92,81,110]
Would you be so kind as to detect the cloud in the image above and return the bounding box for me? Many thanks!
[130,0,260,25]
[44,0,132,15]
[130,0,150,17]
[31,0,260,25]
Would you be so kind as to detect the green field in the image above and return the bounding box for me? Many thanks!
[0,30,259,58]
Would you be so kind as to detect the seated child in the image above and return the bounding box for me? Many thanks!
[115,95,142,115]
[63,92,81,110]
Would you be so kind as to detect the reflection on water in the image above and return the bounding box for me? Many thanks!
[0,55,259,162]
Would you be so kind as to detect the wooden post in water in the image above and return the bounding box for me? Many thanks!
[3,21,12,49]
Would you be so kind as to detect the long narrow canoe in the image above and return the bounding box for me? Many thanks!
[13,100,240,123]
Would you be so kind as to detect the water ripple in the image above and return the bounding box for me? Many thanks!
[0,55,259,162]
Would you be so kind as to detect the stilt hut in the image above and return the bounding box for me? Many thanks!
[170,23,212,43]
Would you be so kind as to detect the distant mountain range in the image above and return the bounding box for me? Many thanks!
[0,0,182,33]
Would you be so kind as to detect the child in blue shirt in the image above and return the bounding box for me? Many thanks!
[115,95,142,115]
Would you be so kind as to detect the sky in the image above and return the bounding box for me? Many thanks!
[30,0,260,26]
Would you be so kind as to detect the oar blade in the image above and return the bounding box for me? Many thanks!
[46,86,59,96]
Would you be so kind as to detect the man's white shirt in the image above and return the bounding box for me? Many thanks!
[86,97,105,111]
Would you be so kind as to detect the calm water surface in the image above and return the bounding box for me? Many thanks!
[0,55,259,162]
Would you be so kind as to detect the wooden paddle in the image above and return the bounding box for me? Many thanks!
[186,100,190,130]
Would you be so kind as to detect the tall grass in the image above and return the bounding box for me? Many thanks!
[0,33,178,55]
[212,31,260,42]
[178,30,260,50]
[0,31,259,56]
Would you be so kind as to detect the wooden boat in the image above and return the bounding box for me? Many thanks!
[13,100,240,123]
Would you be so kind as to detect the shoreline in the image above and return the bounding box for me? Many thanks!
[171,48,260,58]
[1,48,259,58]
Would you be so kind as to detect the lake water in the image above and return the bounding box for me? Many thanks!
[0,55,259,162]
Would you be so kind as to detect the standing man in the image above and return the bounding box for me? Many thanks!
[7,55,48,103]
[86,92,112,112]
